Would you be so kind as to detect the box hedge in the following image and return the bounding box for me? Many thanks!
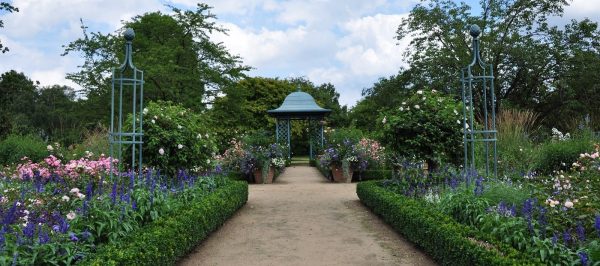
[356,181,539,266]
[82,180,248,266]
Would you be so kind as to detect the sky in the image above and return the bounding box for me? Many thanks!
[0,0,599,107]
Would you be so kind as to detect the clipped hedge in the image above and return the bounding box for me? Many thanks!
[82,180,248,266]
[356,181,538,266]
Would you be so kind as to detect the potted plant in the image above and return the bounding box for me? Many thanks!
[319,137,385,183]
[250,143,286,184]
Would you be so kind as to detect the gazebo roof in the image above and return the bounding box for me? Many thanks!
[268,89,331,117]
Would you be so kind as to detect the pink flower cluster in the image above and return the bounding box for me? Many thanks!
[14,155,118,179]
[356,138,385,162]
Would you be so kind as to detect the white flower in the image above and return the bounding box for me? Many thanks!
[453,109,459,115]
[159,148,165,155]
[456,120,460,124]
[382,116,387,124]
[76,193,85,199]
[422,97,426,100]
[519,148,523,152]
[206,159,211,164]
[151,119,156,124]
[414,105,420,109]
[153,115,158,119]
[177,144,183,149]
[47,145,54,151]
[399,107,404,111]
[143,108,148,115]
[70,188,80,194]
[177,125,182,129]
[416,90,423,95]
[564,200,574,208]
[402,101,406,105]
[197,133,202,139]
[205,133,209,138]
[66,211,76,220]
[431,89,437,93]
[62,195,70,202]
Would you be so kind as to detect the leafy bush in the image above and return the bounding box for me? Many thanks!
[136,101,218,175]
[379,89,463,169]
[535,137,591,174]
[357,181,535,265]
[0,134,48,165]
[325,127,363,146]
[82,180,248,265]
[480,181,530,207]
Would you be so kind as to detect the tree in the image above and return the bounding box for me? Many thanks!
[0,70,38,136]
[395,0,600,129]
[63,4,249,111]
[0,2,18,53]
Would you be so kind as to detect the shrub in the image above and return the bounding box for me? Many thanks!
[82,180,248,266]
[496,109,539,174]
[379,89,463,169]
[535,137,591,174]
[0,134,48,165]
[357,181,537,265]
[134,101,218,175]
[481,181,530,207]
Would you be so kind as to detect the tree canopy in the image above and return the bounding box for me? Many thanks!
[63,3,250,111]
[354,0,600,131]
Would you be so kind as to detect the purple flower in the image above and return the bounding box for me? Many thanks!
[595,215,600,238]
[563,230,572,246]
[552,232,558,246]
[81,230,92,241]
[38,227,50,244]
[111,181,118,204]
[579,251,588,266]
[576,221,585,242]
[22,222,35,239]
[69,232,78,242]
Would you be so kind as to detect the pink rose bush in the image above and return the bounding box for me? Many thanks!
[13,154,118,180]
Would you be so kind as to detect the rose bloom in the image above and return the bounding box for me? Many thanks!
[159,148,165,155]
[564,200,574,208]
[66,211,76,220]
[62,195,70,202]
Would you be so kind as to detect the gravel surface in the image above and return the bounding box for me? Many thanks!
[178,165,437,266]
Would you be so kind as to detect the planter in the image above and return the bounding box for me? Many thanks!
[253,166,275,184]
[331,164,353,183]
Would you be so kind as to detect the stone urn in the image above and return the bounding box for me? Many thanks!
[253,166,274,184]
[331,164,352,183]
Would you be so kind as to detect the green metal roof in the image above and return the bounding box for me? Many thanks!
[268,90,331,116]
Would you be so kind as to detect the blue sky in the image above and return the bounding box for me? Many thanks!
[1,0,599,106]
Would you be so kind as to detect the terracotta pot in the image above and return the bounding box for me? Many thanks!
[253,166,275,184]
[331,164,352,183]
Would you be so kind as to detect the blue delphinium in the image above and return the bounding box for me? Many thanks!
[576,221,585,242]
[22,222,35,239]
[595,215,600,238]
[563,230,572,246]
[69,232,78,242]
[578,251,588,266]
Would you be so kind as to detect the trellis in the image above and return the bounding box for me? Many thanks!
[461,24,497,177]
[109,28,144,178]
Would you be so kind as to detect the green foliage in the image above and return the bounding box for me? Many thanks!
[480,182,530,207]
[0,134,48,165]
[379,89,463,168]
[395,0,600,131]
[63,4,249,112]
[535,137,592,174]
[438,188,490,226]
[357,181,535,265]
[82,180,248,266]
[135,101,217,175]
[325,127,363,146]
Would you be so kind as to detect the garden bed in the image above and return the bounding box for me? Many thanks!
[82,180,248,265]
[357,181,537,265]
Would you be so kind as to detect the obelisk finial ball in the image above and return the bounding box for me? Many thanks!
[470,24,481,38]
[124,28,135,41]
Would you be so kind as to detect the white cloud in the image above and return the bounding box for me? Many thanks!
[563,0,600,20]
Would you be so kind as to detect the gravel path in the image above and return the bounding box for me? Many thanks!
[178,165,436,266]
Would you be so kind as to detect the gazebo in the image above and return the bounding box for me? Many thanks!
[268,88,331,159]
